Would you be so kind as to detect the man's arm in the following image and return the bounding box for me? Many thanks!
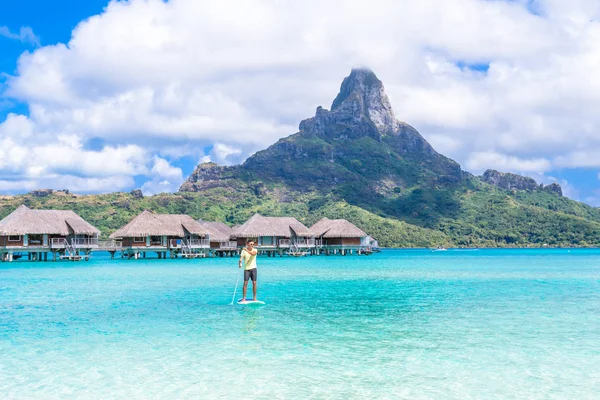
[249,248,258,255]
[238,250,244,268]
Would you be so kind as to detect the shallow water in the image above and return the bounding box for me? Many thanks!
[1,249,599,399]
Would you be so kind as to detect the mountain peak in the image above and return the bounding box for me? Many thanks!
[331,68,381,107]
[296,68,444,159]
[329,68,399,135]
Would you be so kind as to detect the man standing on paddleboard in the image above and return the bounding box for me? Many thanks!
[239,239,258,303]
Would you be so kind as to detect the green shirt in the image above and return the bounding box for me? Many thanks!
[241,248,257,270]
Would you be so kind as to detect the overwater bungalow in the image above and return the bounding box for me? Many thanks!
[231,214,317,256]
[0,205,100,262]
[110,211,210,259]
[310,218,370,255]
[198,221,237,256]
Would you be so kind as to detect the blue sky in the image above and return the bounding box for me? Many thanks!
[1,0,600,204]
[0,1,106,84]
[1,1,106,116]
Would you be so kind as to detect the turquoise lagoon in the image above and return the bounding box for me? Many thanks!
[1,249,599,399]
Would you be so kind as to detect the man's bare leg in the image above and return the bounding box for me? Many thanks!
[242,281,248,303]
[252,280,257,301]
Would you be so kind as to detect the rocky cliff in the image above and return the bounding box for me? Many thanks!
[542,183,563,196]
[481,170,539,191]
[481,169,562,196]
[179,163,240,192]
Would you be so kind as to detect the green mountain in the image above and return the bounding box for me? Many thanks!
[177,68,600,247]
[2,69,600,247]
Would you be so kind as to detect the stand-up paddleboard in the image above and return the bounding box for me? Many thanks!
[237,299,265,306]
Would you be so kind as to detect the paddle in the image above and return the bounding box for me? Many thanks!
[230,266,243,305]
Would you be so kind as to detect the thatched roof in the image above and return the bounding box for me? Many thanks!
[310,218,367,238]
[198,220,234,242]
[232,214,313,238]
[0,205,100,236]
[110,211,209,238]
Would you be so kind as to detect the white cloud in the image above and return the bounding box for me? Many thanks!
[555,151,600,168]
[140,156,184,195]
[0,26,40,46]
[0,134,148,178]
[466,151,552,174]
[0,116,149,193]
[140,179,175,196]
[1,0,600,196]
[210,143,243,165]
[193,143,244,166]
[150,156,183,181]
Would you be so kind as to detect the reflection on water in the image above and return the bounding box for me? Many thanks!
[241,307,261,334]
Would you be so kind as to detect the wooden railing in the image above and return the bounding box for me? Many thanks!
[71,238,99,248]
[219,241,238,250]
[187,239,210,248]
[50,238,99,249]
[294,238,317,247]
[50,238,67,248]
[278,239,291,248]
[98,240,122,251]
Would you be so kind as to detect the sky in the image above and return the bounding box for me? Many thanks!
[1,0,600,204]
